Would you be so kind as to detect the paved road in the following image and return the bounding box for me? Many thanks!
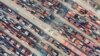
[0,0,87,56]
[3,29,41,56]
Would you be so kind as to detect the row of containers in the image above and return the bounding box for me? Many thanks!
[12,0,100,55]
[0,2,76,56]
[0,0,100,56]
